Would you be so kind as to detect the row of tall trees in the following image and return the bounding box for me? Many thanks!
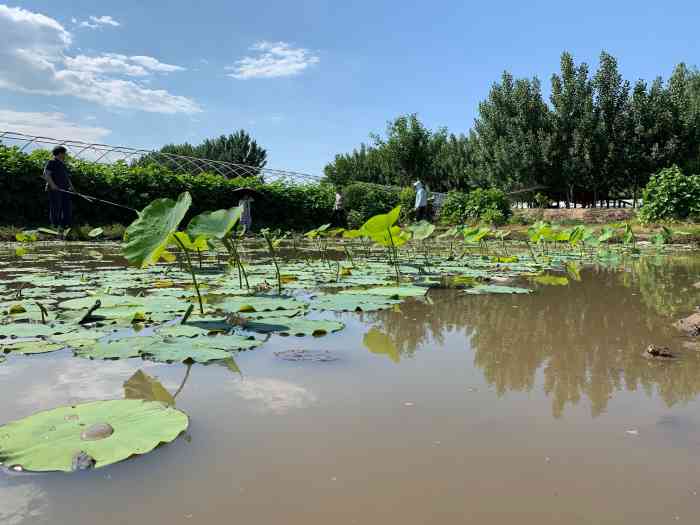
[140,129,268,170]
[324,51,700,206]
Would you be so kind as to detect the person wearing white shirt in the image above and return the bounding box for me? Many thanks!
[413,180,428,221]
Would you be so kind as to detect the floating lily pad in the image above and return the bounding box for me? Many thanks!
[308,293,401,312]
[214,296,304,313]
[341,285,429,298]
[2,340,66,355]
[140,338,231,363]
[0,399,188,472]
[200,334,263,351]
[244,317,344,337]
[0,323,74,339]
[75,339,150,360]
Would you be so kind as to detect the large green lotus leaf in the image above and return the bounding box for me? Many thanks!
[0,399,188,472]
[187,206,242,240]
[0,323,74,339]
[244,317,344,337]
[58,295,143,311]
[363,328,400,363]
[123,192,192,268]
[157,324,210,338]
[2,340,66,355]
[463,285,532,295]
[181,317,236,332]
[214,296,305,313]
[362,206,401,234]
[124,370,175,406]
[50,330,107,344]
[198,334,263,350]
[308,293,401,312]
[341,285,428,298]
[75,339,152,360]
[140,338,231,363]
[407,220,436,241]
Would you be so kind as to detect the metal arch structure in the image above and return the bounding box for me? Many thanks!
[0,130,323,185]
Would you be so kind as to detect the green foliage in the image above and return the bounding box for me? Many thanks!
[0,145,334,230]
[140,130,267,169]
[639,166,700,222]
[341,182,402,224]
[439,191,470,224]
[0,399,187,472]
[323,53,700,211]
[122,192,192,268]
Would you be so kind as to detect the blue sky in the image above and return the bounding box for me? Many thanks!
[1,1,699,175]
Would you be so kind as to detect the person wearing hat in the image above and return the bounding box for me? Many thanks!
[43,146,75,230]
[413,180,428,221]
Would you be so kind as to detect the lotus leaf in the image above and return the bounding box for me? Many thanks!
[215,296,304,313]
[0,399,188,472]
[341,285,428,298]
[407,221,436,241]
[123,192,192,268]
[2,340,66,355]
[244,317,344,337]
[75,339,150,360]
[88,228,104,238]
[198,334,263,351]
[308,293,401,312]
[187,206,243,240]
[0,323,73,339]
[362,206,401,234]
[140,338,231,363]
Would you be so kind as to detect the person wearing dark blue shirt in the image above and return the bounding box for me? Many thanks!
[43,146,75,229]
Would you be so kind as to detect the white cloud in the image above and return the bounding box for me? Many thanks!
[65,53,185,77]
[227,41,319,79]
[0,5,200,114]
[0,109,111,141]
[78,15,120,29]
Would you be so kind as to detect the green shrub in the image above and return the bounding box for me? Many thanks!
[439,191,470,224]
[346,210,364,229]
[398,187,416,223]
[0,145,334,231]
[342,182,402,224]
[439,188,511,225]
[480,206,506,226]
[639,165,700,222]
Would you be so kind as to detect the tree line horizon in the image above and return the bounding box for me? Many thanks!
[148,50,700,208]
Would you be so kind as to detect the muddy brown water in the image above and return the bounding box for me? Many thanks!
[2,249,700,524]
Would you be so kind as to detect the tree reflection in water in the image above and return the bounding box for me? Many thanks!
[364,255,700,418]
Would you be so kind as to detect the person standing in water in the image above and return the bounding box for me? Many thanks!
[239,194,254,233]
[43,146,75,230]
[413,180,428,221]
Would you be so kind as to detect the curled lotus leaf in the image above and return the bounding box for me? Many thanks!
[0,399,188,472]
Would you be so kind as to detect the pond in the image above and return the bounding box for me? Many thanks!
[1,243,700,524]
